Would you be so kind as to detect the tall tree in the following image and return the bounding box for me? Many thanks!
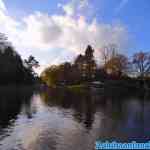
[85,45,94,61]
[84,45,96,80]
[104,54,129,77]
[132,51,150,78]
[0,33,37,84]
[24,55,39,77]
[101,44,118,65]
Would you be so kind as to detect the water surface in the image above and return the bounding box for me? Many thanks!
[0,87,149,150]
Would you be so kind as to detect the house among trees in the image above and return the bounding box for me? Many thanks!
[75,45,97,80]
[41,43,150,88]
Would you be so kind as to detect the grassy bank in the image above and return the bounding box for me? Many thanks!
[67,84,88,94]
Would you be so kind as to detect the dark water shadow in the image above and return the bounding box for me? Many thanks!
[40,87,150,142]
[0,86,34,133]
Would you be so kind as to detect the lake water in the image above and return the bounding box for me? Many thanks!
[0,87,149,150]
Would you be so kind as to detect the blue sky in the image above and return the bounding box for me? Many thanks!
[0,0,150,73]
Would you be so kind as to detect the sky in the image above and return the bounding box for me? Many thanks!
[0,0,150,73]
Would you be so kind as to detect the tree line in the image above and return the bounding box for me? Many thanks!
[0,33,39,85]
[0,32,149,87]
[41,44,150,87]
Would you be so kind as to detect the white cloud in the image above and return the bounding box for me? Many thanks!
[59,0,89,16]
[0,0,130,74]
[63,3,75,16]
[0,0,6,12]
[20,12,128,54]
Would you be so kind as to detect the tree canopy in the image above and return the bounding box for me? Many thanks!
[132,52,150,78]
[41,45,97,86]
[0,33,39,84]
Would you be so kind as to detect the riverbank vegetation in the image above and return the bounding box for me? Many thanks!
[41,44,150,91]
[0,33,39,85]
[1,31,150,90]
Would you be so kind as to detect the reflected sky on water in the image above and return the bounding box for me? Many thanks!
[0,87,149,150]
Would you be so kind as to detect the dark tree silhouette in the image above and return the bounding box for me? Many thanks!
[24,55,39,78]
[75,45,96,81]
[85,45,94,60]
[0,33,38,84]
[132,52,150,78]
[24,55,39,70]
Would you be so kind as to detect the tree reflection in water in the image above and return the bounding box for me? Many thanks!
[40,87,150,141]
[0,86,34,131]
[0,86,149,150]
